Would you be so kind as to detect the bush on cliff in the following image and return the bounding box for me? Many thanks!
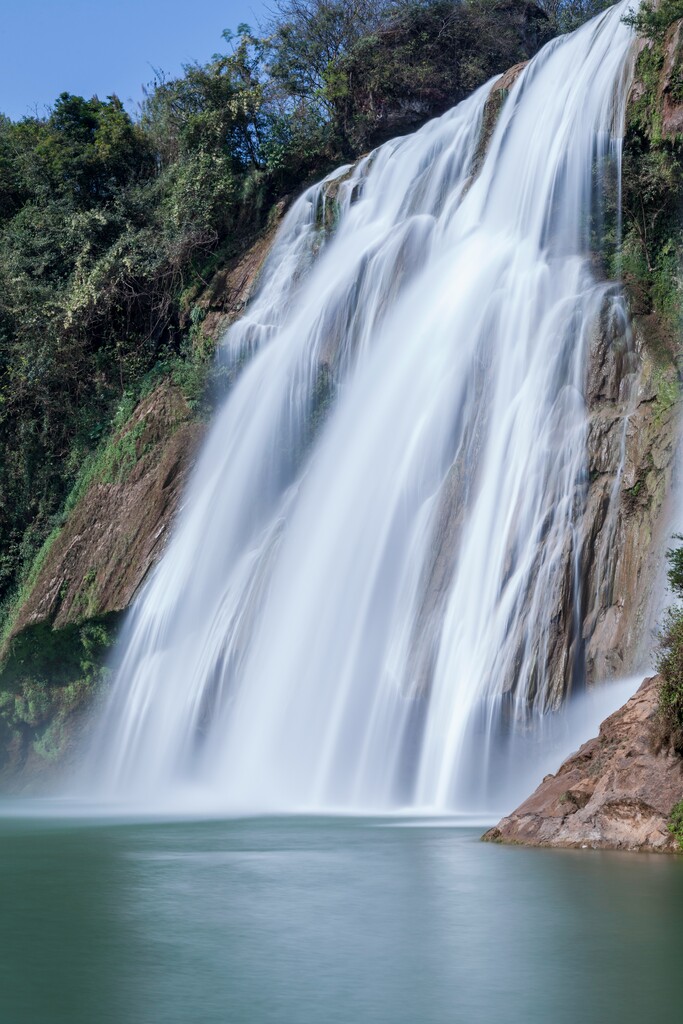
[620,0,683,354]
[654,537,683,755]
[667,798,683,848]
[269,0,554,151]
[624,0,683,42]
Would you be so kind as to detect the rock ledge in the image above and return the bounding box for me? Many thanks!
[483,676,683,852]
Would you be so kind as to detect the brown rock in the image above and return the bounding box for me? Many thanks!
[483,676,683,852]
[4,222,284,648]
[471,62,529,177]
[8,382,204,637]
[195,214,285,344]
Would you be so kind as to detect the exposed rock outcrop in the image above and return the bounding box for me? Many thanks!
[9,383,202,635]
[193,212,284,347]
[484,675,683,851]
[3,224,278,646]
[406,61,681,708]
[581,317,680,686]
[472,61,528,175]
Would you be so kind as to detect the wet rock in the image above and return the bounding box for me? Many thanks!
[195,217,284,345]
[483,676,683,852]
[581,327,680,685]
[472,62,529,176]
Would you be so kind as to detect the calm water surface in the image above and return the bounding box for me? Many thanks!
[0,813,681,1023]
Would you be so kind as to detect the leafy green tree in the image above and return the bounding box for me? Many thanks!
[540,0,613,34]
[31,94,152,207]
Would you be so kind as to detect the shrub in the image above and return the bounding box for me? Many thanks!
[654,539,683,755]
[667,799,683,848]
[618,12,683,357]
[624,0,683,43]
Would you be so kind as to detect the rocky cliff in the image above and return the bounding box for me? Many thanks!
[9,383,202,636]
[405,39,682,710]
[483,17,683,851]
[483,676,682,852]
[4,224,278,644]
[2,25,683,792]
[0,222,279,783]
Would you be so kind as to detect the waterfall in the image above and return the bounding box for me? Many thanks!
[83,3,638,813]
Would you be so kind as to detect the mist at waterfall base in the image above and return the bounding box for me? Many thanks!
[74,3,644,817]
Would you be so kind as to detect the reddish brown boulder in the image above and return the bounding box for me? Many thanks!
[483,676,683,852]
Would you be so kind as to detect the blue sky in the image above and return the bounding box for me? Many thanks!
[1,0,268,121]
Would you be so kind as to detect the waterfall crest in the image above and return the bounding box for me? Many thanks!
[83,3,639,812]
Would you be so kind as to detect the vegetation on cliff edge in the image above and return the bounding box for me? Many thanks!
[668,798,683,848]
[0,0,565,643]
[653,537,683,756]
[620,1,683,360]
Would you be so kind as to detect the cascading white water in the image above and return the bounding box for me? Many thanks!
[83,3,639,813]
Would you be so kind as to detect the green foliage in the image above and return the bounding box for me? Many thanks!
[1,615,118,690]
[624,0,683,42]
[652,369,680,425]
[667,534,683,596]
[541,0,612,33]
[0,613,119,769]
[654,542,683,756]
[269,0,554,151]
[0,0,564,638]
[618,21,683,354]
[656,607,683,753]
[667,799,683,848]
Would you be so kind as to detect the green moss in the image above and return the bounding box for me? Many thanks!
[71,568,100,620]
[667,799,683,848]
[62,415,153,522]
[653,368,680,423]
[0,613,119,770]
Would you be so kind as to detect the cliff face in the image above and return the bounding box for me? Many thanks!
[2,32,683,791]
[406,45,682,710]
[0,224,278,784]
[5,222,278,644]
[483,676,682,852]
[481,24,683,851]
[10,383,202,635]
[581,318,679,685]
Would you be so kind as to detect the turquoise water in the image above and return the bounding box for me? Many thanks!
[0,814,681,1023]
